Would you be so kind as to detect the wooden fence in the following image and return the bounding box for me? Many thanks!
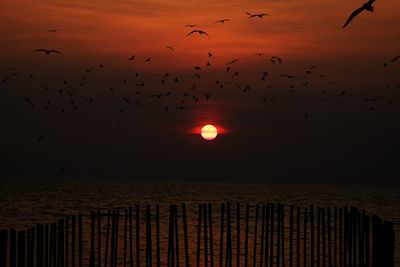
[0,203,396,267]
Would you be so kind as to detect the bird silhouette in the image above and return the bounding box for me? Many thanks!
[60,166,69,174]
[246,12,269,18]
[216,19,231,24]
[33,49,63,55]
[187,30,211,39]
[48,29,60,32]
[185,24,199,28]
[342,0,376,28]
[128,55,136,61]
[166,46,175,51]
[36,136,45,141]
[391,55,400,63]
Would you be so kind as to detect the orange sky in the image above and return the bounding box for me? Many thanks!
[1,0,399,69]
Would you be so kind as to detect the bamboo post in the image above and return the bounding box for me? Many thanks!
[259,205,265,267]
[237,203,240,267]
[10,228,17,267]
[244,204,249,267]
[182,204,189,267]
[253,204,259,267]
[17,231,25,267]
[296,207,300,267]
[220,204,225,267]
[156,205,161,267]
[209,203,214,267]
[289,205,294,267]
[303,208,307,267]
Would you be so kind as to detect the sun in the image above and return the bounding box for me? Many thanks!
[201,124,218,140]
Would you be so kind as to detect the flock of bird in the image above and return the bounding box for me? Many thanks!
[0,1,399,174]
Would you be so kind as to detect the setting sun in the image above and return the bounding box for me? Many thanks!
[201,125,218,141]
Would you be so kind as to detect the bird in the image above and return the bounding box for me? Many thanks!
[36,136,45,141]
[227,59,239,65]
[194,66,202,71]
[246,12,269,19]
[128,55,136,61]
[145,58,151,62]
[216,19,231,24]
[208,52,213,57]
[187,30,211,39]
[166,46,175,51]
[33,49,63,55]
[60,166,69,174]
[391,55,400,63]
[48,29,60,32]
[342,0,376,28]
[185,24,199,28]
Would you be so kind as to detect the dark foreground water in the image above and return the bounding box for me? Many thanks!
[0,182,399,265]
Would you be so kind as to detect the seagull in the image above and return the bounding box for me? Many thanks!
[166,46,175,51]
[216,19,231,24]
[342,0,376,28]
[208,52,213,57]
[246,12,269,19]
[128,55,136,61]
[33,49,63,55]
[187,30,211,40]
[227,59,239,65]
[185,24,199,28]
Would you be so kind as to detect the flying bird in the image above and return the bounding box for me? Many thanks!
[166,46,175,51]
[33,49,63,55]
[391,55,400,63]
[216,19,231,24]
[48,29,60,32]
[187,30,211,40]
[128,55,136,61]
[246,12,269,19]
[342,0,376,28]
[185,24,199,28]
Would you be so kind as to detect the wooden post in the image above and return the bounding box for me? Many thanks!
[111,211,116,267]
[253,204,259,267]
[17,231,25,267]
[27,229,31,267]
[51,223,57,267]
[45,225,49,267]
[90,213,96,267]
[136,205,140,267]
[343,207,347,267]
[327,208,331,267]
[265,205,270,267]
[0,229,8,267]
[259,205,265,267]
[281,205,285,267]
[317,208,320,267]
[98,211,101,267]
[365,215,370,267]
[156,205,161,267]
[182,204,189,267]
[209,203,214,267]
[270,204,275,267]
[296,207,300,267]
[38,224,44,267]
[79,214,83,267]
[322,208,326,267]
[226,203,232,267]
[66,218,69,267]
[204,204,208,267]
[174,205,180,267]
[129,207,133,267]
[339,208,343,267]
[32,227,36,267]
[244,204,249,267]
[277,205,280,267]
[115,210,120,267]
[72,216,75,267]
[196,204,202,267]
[334,208,337,267]
[124,209,128,267]
[146,205,152,267]
[310,205,314,267]
[105,211,111,267]
[10,228,17,267]
[220,204,225,267]
[237,203,240,267]
[303,208,307,267]
[289,205,294,267]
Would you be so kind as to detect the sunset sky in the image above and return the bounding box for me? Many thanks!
[0,0,399,183]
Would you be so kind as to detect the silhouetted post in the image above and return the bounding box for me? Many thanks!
[136,205,140,267]
[124,209,128,267]
[111,211,116,267]
[357,212,362,267]
[174,205,180,267]
[236,203,240,267]
[281,205,285,267]
[98,211,101,267]
[71,216,75,267]
[10,228,16,267]
[303,208,307,267]
[219,204,225,267]
[38,224,44,267]
[65,218,69,267]
[0,229,8,267]
[204,204,208,267]
[334,208,337,267]
[17,231,25,267]
[27,229,31,267]
[209,203,214,267]
[310,205,314,267]
[296,207,300,267]
[182,204,189,267]
[322,208,326,267]
[277,205,281,267]
[79,214,83,267]
[196,204,202,267]
[317,208,320,267]
[169,205,175,267]
[265,205,270,267]
[90,213,96,267]
[31,227,36,267]
[129,207,133,267]
[259,205,266,267]
[226,203,232,267]
[253,204,259,267]
[339,208,343,267]
[289,205,294,267]
[146,205,152,267]
[343,207,347,267]
[271,205,276,267]
[45,225,49,267]
[57,220,63,267]
[327,208,331,267]
[244,204,249,267]
[105,211,111,267]
[51,223,56,267]
[156,205,161,267]
[365,215,370,267]
[115,210,120,267]
[384,221,395,267]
